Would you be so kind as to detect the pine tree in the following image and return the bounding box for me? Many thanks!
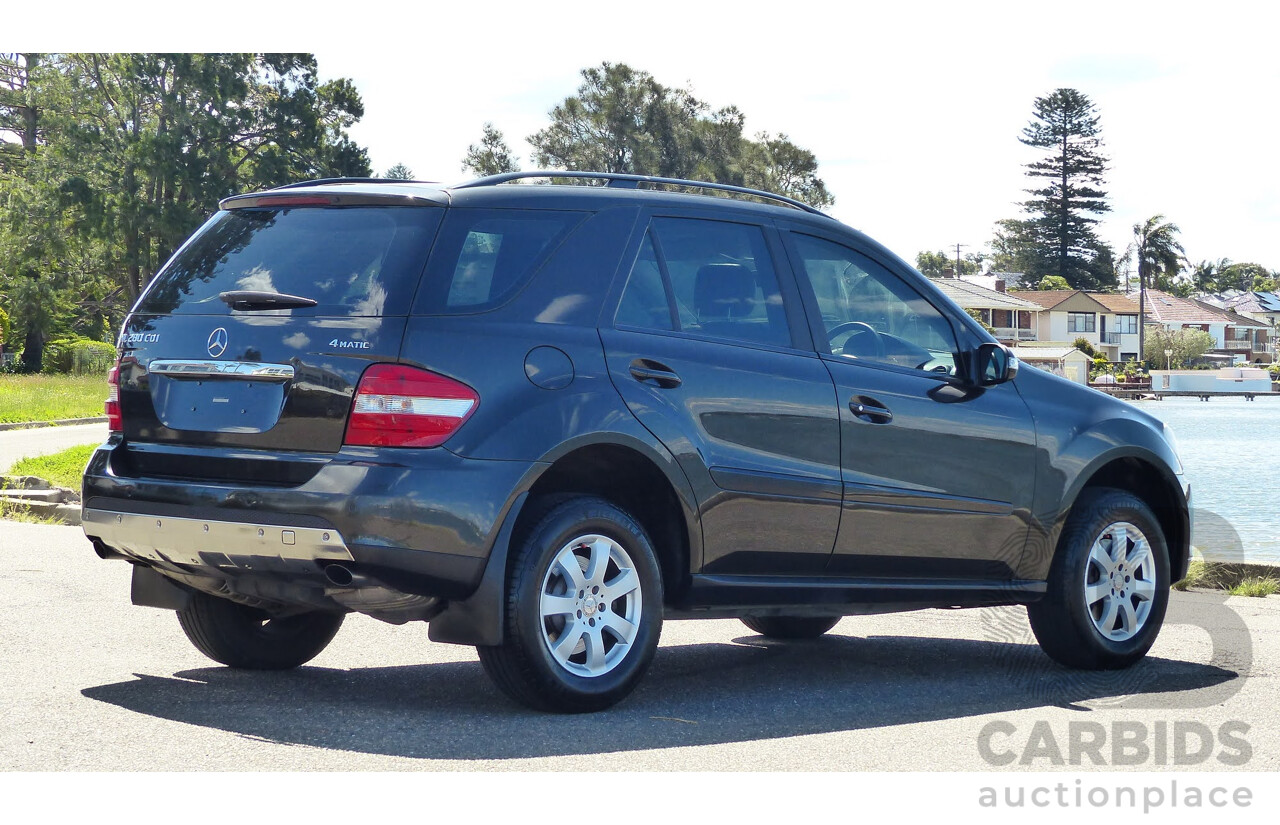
[1019,89,1111,289]
[382,163,414,180]
[462,123,520,177]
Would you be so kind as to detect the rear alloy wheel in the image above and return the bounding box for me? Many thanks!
[741,615,841,640]
[177,591,345,670]
[478,497,663,713]
[1028,487,1170,669]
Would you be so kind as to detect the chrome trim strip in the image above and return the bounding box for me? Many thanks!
[149,360,295,381]
[83,508,354,570]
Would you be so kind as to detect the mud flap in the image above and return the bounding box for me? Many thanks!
[131,565,192,611]
[427,492,526,646]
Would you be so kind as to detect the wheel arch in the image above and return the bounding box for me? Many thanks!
[516,437,697,603]
[429,432,699,646]
[1040,451,1190,583]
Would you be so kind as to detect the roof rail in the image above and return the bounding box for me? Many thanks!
[270,177,436,190]
[451,170,830,216]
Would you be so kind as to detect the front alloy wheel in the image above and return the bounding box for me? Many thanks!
[1028,487,1171,670]
[1083,521,1158,642]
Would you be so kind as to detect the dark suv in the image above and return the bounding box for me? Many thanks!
[82,172,1190,712]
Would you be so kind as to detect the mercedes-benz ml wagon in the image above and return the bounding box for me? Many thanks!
[82,172,1190,712]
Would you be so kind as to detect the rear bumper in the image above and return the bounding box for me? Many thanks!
[82,436,541,600]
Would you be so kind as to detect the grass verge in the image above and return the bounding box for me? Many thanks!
[0,499,63,525]
[0,374,107,424]
[1174,560,1280,597]
[4,443,96,490]
[1227,577,1280,598]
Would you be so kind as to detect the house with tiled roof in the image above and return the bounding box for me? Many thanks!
[1144,290,1272,363]
[1010,290,1143,361]
[1219,291,1280,334]
[929,278,1041,343]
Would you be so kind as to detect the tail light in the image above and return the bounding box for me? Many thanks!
[105,363,122,432]
[344,364,479,448]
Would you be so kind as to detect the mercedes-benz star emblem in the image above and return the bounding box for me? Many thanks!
[207,327,229,358]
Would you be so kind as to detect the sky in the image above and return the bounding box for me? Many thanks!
[18,0,1280,275]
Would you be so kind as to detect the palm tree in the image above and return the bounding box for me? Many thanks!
[1133,215,1185,359]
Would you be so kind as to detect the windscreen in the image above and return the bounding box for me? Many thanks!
[137,206,443,316]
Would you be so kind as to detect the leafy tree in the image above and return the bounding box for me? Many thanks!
[1188,259,1278,293]
[1037,275,1071,291]
[1017,89,1111,290]
[526,62,833,208]
[965,308,995,334]
[382,162,414,180]
[462,122,520,176]
[1190,258,1230,293]
[740,132,832,208]
[0,53,42,172]
[1219,262,1274,293]
[0,53,371,368]
[1143,326,1214,368]
[915,249,980,278]
[987,218,1043,275]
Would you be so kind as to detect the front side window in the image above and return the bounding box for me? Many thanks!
[1068,312,1097,333]
[615,217,791,347]
[789,233,960,374]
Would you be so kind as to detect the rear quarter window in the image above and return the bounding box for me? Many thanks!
[138,206,442,316]
[413,208,586,315]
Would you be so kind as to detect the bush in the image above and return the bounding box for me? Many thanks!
[1073,337,1096,358]
[38,336,117,375]
[69,340,118,375]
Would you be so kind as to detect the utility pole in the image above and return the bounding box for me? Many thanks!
[954,243,967,278]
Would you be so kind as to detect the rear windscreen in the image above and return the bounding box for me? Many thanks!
[137,206,443,316]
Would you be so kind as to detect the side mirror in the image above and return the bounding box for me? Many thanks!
[972,342,1018,386]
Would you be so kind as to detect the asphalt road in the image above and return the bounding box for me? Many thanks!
[1,521,1276,772]
[0,423,108,473]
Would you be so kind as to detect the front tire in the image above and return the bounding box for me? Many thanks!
[741,615,840,639]
[177,591,345,670]
[478,496,663,713]
[1028,487,1170,669]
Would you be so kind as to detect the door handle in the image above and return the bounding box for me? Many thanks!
[850,396,893,423]
[629,359,682,389]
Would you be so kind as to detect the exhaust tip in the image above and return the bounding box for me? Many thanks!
[325,564,355,587]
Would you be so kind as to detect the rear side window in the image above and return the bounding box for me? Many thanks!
[615,217,790,347]
[138,207,442,316]
[414,208,585,314]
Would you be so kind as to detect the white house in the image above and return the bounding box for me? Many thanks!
[1011,290,1142,362]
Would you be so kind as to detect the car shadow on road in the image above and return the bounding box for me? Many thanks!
[81,633,1239,761]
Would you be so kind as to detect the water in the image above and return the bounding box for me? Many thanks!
[1133,397,1279,564]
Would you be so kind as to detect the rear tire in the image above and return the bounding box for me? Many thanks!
[1028,487,1170,669]
[741,615,841,640]
[177,591,345,670]
[477,496,663,713]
